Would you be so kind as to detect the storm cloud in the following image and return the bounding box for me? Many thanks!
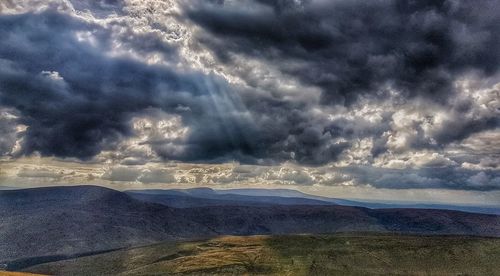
[0,7,353,164]
[187,0,500,104]
[0,0,499,191]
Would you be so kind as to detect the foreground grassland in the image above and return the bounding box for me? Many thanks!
[23,234,500,276]
[0,272,47,276]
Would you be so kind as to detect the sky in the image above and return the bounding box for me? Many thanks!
[0,0,499,206]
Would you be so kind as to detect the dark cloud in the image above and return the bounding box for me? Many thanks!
[69,0,125,18]
[0,10,347,164]
[186,0,500,105]
[0,11,179,159]
[341,166,500,191]
[0,0,498,173]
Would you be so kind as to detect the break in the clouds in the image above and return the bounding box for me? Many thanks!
[0,0,499,193]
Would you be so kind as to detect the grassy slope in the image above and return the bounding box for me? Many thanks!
[0,272,46,276]
[23,234,500,276]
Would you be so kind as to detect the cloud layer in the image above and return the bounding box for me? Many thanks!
[0,0,498,191]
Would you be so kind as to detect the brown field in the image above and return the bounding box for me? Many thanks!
[0,272,47,276]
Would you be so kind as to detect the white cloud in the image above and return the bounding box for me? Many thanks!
[138,168,176,184]
[17,167,62,179]
[0,108,25,156]
[101,166,141,182]
[375,151,456,170]
[467,172,500,189]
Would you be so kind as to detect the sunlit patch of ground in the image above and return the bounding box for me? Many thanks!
[0,272,47,276]
[22,234,500,275]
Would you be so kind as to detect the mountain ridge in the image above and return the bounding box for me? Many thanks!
[125,187,500,215]
[2,185,500,267]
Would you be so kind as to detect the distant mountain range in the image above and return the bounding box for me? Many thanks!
[125,188,336,208]
[1,185,500,270]
[126,187,500,215]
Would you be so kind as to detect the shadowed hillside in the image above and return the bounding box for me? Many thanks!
[0,186,216,265]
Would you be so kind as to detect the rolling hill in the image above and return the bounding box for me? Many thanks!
[0,186,215,267]
[125,190,336,208]
[1,185,500,271]
[19,234,500,276]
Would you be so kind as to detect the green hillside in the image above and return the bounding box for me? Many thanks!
[22,234,500,276]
